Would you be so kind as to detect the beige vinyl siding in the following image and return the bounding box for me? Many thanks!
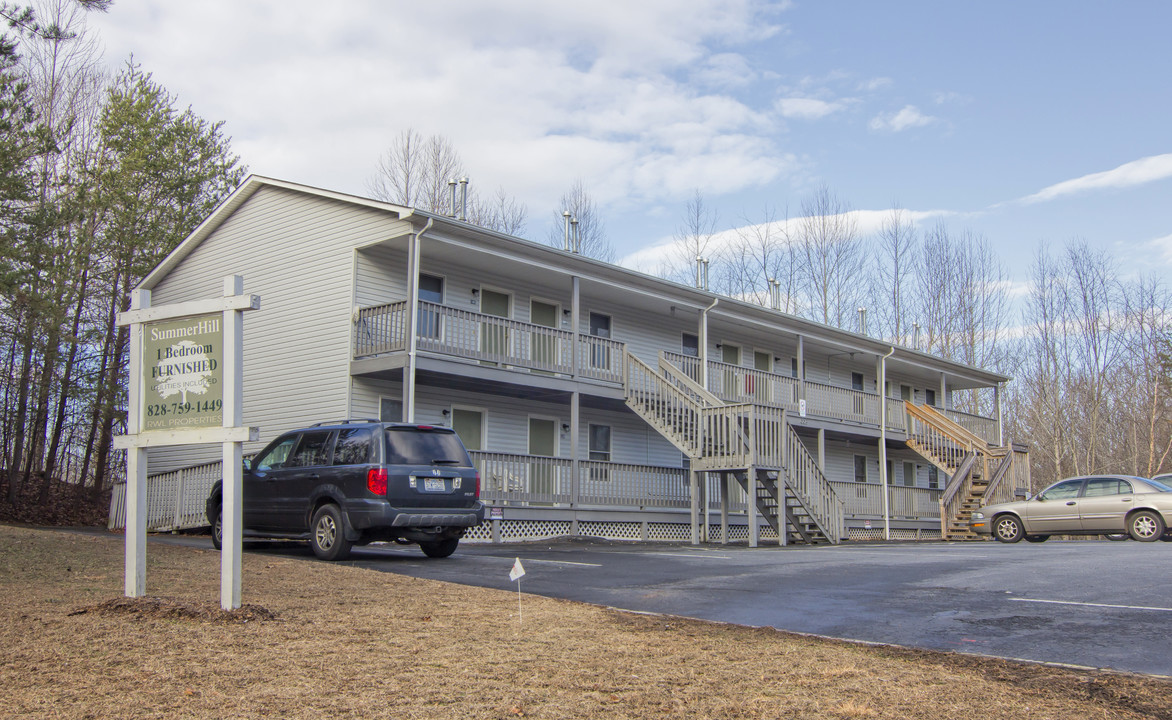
[146,186,411,471]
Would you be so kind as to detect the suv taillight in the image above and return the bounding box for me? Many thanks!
[474,471,480,499]
[367,468,388,495]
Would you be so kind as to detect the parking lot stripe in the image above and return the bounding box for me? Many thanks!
[1011,598,1172,612]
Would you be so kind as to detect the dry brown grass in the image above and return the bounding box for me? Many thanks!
[2,524,1169,719]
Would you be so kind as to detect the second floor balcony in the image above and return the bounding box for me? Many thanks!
[353,300,1001,446]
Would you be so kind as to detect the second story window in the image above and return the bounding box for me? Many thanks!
[854,455,867,483]
[925,388,937,407]
[682,333,699,357]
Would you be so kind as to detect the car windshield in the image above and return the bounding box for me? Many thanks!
[1146,477,1172,492]
[385,427,471,466]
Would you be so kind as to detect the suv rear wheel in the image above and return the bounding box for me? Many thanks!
[210,504,223,550]
[310,504,353,561]
[420,538,459,558]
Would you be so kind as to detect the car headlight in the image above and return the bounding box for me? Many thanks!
[970,512,985,520]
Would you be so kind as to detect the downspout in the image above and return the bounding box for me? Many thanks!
[878,345,895,540]
[404,217,433,422]
[699,298,719,389]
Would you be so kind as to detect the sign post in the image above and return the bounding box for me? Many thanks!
[115,276,259,609]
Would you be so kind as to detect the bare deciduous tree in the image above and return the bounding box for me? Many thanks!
[547,178,613,262]
[796,185,864,328]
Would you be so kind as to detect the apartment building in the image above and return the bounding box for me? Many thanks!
[116,176,1029,545]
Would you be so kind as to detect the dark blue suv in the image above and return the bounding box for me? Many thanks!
[206,420,483,560]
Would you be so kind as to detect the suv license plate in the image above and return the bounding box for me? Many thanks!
[423,478,446,492]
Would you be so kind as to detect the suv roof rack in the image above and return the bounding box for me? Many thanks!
[310,418,381,427]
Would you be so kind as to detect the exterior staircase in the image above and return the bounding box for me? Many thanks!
[904,404,1029,540]
[624,351,842,545]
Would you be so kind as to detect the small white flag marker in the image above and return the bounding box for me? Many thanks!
[509,557,525,582]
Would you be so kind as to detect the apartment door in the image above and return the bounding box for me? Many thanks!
[589,312,612,371]
[753,350,772,402]
[528,417,558,501]
[721,344,740,398]
[417,273,444,341]
[479,288,510,362]
[450,408,484,451]
[530,300,559,373]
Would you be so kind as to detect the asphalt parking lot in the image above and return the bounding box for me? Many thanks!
[327,537,1172,677]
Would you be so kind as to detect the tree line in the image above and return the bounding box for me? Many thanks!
[0,1,245,512]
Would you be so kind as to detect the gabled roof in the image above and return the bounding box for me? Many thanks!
[139,175,416,291]
[142,175,1011,386]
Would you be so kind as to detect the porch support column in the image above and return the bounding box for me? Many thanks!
[796,335,806,415]
[995,383,1004,446]
[879,347,895,541]
[939,372,947,409]
[747,468,758,548]
[817,427,826,473]
[570,391,580,510]
[689,469,699,544]
[403,218,432,422]
[719,472,729,544]
[571,276,580,378]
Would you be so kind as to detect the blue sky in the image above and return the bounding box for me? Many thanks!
[86,1,1172,288]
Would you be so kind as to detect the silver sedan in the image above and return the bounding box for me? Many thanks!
[970,475,1172,543]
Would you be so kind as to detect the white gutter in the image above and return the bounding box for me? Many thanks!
[699,298,719,389]
[404,217,434,422]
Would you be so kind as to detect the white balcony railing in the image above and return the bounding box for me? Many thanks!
[355,301,624,384]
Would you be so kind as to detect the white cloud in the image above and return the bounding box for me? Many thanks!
[1147,233,1172,264]
[869,105,936,132]
[619,206,954,272]
[775,97,847,120]
[858,77,893,92]
[1018,153,1172,204]
[86,0,791,217]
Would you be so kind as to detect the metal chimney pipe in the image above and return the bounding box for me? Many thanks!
[858,307,867,335]
[695,257,703,288]
[913,322,921,350]
[458,177,469,221]
[563,211,572,251]
[448,179,457,217]
[702,259,710,291]
[768,278,780,310]
[571,217,580,253]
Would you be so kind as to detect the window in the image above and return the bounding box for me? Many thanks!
[682,333,699,357]
[1038,478,1084,501]
[853,455,867,483]
[333,428,372,466]
[255,435,297,471]
[384,426,471,465]
[588,424,612,482]
[791,357,799,379]
[900,385,912,401]
[886,459,895,485]
[754,351,772,372]
[418,273,444,338]
[851,372,864,391]
[588,424,611,461]
[928,466,939,489]
[1083,477,1132,497]
[288,431,334,468]
[925,388,937,407]
[450,408,484,451]
[379,397,402,423]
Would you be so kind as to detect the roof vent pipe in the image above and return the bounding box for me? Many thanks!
[571,217,580,253]
[448,179,458,217]
[695,257,703,289]
[458,177,469,221]
[913,322,921,350]
[768,278,781,310]
[702,259,709,291]
[563,211,572,251]
[858,307,867,336]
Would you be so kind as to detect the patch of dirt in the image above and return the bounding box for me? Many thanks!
[69,596,278,624]
[0,475,110,526]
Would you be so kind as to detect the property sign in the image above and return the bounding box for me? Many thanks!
[141,313,223,431]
